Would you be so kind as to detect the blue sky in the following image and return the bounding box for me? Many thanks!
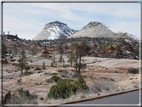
[3,2,140,40]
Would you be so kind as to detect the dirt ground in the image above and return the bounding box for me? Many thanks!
[1,55,141,104]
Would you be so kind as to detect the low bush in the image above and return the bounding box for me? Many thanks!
[23,72,33,76]
[51,73,58,75]
[83,75,88,78]
[48,79,77,99]
[45,78,53,83]
[47,74,88,100]
[94,53,99,57]
[34,67,41,70]
[38,70,43,74]
[64,78,74,82]
[17,78,22,84]
[2,87,37,104]
[51,75,61,82]
[109,78,114,81]
[74,74,89,92]
[24,65,30,72]
[61,74,67,77]
[57,69,68,73]
[71,69,76,73]
[20,72,33,76]
[127,68,139,74]
[50,62,54,67]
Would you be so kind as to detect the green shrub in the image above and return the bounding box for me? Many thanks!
[61,74,67,77]
[48,79,77,99]
[57,69,68,73]
[50,62,54,67]
[2,87,37,104]
[24,65,30,72]
[83,75,87,78]
[46,79,53,83]
[42,61,46,69]
[64,78,74,82]
[17,78,22,84]
[109,78,114,81]
[47,74,88,100]
[51,75,61,82]
[127,68,139,74]
[51,73,58,75]
[20,72,33,76]
[74,74,88,92]
[71,69,76,73]
[38,70,43,74]
[94,53,99,57]
[2,91,11,104]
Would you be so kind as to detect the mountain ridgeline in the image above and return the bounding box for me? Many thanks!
[34,21,138,41]
[2,20,140,60]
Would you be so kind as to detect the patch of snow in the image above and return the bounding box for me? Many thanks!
[124,39,132,43]
[102,23,119,33]
[23,42,27,45]
[135,56,138,59]
[125,51,131,53]
[127,33,140,40]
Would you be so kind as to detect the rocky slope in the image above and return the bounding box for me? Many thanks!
[34,21,77,40]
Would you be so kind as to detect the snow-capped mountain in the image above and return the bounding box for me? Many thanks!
[34,21,77,40]
[69,21,121,38]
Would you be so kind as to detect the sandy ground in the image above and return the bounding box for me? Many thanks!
[2,55,141,104]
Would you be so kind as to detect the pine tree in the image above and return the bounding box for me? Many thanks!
[14,45,17,55]
[42,61,46,69]
[18,49,27,74]
[2,43,7,57]
[68,52,74,67]
[59,54,63,66]
[84,45,90,54]
[62,58,65,67]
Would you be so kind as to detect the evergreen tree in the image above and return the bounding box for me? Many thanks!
[18,49,27,74]
[42,61,46,69]
[2,43,7,57]
[14,45,17,55]
[58,43,64,54]
[62,58,65,67]
[59,54,63,66]
[24,65,30,72]
[8,50,12,54]
[68,52,74,67]
[84,45,90,54]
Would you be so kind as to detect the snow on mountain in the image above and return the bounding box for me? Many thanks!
[101,23,120,33]
[126,33,140,40]
[34,21,77,40]
[69,21,120,38]
[69,21,139,40]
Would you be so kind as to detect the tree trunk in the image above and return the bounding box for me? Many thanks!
[71,62,72,67]
[78,55,81,75]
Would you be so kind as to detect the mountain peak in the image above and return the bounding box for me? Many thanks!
[34,21,76,40]
[82,21,102,29]
[69,21,118,38]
